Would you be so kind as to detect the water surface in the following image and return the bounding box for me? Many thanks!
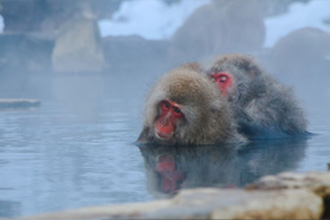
[0,98,329,217]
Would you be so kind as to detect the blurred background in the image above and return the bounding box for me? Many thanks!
[0,0,329,107]
[0,0,330,218]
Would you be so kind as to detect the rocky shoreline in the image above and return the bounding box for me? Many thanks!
[22,171,330,220]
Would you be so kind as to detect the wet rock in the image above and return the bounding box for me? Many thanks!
[51,16,105,72]
[0,99,41,109]
[169,0,265,65]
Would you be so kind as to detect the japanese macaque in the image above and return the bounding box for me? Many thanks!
[205,53,308,139]
[137,65,246,145]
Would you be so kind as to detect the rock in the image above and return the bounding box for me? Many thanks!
[169,0,265,65]
[23,187,322,220]
[211,189,322,219]
[269,27,330,75]
[21,171,330,220]
[247,171,330,198]
[264,27,330,106]
[247,171,330,219]
[23,200,172,220]
[51,16,105,72]
[0,99,41,109]
[146,189,322,219]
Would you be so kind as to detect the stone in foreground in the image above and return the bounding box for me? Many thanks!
[23,187,323,220]
[246,171,330,198]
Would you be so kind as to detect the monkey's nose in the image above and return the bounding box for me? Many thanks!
[155,116,175,140]
[155,127,173,140]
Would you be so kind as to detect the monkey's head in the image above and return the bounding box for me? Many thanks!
[141,66,232,145]
[206,53,264,103]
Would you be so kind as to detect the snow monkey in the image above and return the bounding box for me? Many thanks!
[205,53,308,139]
[137,65,246,145]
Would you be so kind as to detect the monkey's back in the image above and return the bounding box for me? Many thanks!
[242,74,308,139]
[206,53,308,140]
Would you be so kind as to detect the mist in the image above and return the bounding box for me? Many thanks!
[0,0,330,218]
[0,0,329,119]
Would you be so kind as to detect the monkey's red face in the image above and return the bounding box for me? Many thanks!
[210,72,233,96]
[155,100,184,140]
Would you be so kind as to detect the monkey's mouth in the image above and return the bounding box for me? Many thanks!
[154,128,173,140]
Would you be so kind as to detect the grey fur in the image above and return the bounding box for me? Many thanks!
[205,53,308,139]
[137,65,246,145]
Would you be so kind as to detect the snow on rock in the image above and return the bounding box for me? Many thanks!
[98,0,210,40]
[265,0,330,47]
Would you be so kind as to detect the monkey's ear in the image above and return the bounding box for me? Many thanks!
[136,126,151,144]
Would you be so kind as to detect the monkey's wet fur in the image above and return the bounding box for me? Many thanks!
[137,53,309,146]
[206,53,309,140]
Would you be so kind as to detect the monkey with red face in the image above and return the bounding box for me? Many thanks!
[137,65,246,145]
[205,53,308,139]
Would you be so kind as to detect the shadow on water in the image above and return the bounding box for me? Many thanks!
[138,138,307,198]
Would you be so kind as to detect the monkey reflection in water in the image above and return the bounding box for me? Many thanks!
[138,139,307,197]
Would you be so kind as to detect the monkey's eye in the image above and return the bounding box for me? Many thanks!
[211,73,228,83]
[161,101,170,111]
[220,75,227,83]
[173,107,183,116]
